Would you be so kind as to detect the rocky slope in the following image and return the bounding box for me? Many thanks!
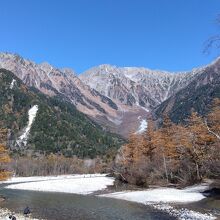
[1,52,219,137]
[79,64,205,110]
[0,53,119,123]
[80,60,220,128]
[0,68,123,157]
[155,58,220,123]
[0,53,150,136]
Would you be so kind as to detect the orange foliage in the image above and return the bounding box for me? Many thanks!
[0,128,11,180]
[118,103,220,185]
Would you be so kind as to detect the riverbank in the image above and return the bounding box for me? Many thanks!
[4,174,114,195]
[0,175,218,220]
[100,184,217,220]
[0,207,44,220]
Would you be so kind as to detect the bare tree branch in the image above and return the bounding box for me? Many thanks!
[203,35,220,54]
[203,14,220,54]
[204,119,220,140]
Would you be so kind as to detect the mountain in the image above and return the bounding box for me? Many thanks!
[79,64,204,110]
[0,53,120,126]
[79,63,210,131]
[0,53,151,137]
[1,52,219,137]
[80,61,220,127]
[154,58,220,123]
[0,68,123,158]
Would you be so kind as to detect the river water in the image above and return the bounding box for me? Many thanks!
[0,186,175,220]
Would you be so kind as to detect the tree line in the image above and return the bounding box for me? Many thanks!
[0,126,11,180]
[114,99,220,186]
[0,100,219,183]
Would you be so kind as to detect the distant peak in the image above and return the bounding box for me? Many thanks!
[0,52,22,59]
[96,64,117,72]
[39,62,53,72]
[61,68,76,76]
[210,56,220,66]
[98,64,116,68]
[39,62,51,67]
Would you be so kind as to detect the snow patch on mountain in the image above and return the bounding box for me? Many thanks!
[17,105,38,146]
[136,119,147,134]
[10,79,16,89]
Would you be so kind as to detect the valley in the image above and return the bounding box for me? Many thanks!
[1,2,220,220]
[0,52,219,139]
[0,53,219,220]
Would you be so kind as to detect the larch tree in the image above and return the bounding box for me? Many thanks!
[0,127,11,180]
[206,98,220,140]
[186,111,215,180]
[204,99,220,177]
[142,120,157,160]
[118,131,148,185]
[153,115,180,183]
[122,133,139,166]
[116,133,136,177]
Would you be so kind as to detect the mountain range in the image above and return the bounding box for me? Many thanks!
[0,68,123,157]
[0,52,219,141]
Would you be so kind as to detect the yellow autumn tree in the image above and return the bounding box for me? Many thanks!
[204,99,220,177]
[118,131,149,185]
[153,115,181,183]
[0,128,11,180]
[115,104,220,185]
[185,111,215,180]
[206,98,220,141]
[121,133,139,168]
[141,120,157,160]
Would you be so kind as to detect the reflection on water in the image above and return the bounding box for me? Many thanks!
[0,187,175,220]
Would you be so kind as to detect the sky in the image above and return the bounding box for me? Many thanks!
[1,0,220,73]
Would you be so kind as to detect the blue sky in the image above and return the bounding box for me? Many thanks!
[1,0,220,73]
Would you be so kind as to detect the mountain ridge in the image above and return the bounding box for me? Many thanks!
[79,61,208,108]
[0,68,124,157]
[0,52,219,137]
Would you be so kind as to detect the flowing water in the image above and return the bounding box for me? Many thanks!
[177,197,220,219]
[0,186,175,220]
[1,183,220,220]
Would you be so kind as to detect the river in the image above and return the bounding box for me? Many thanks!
[0,186,175,220]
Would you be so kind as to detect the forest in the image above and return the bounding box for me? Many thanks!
[114,99,220,186]
[0,69,124,158]
[0,97,219,186]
